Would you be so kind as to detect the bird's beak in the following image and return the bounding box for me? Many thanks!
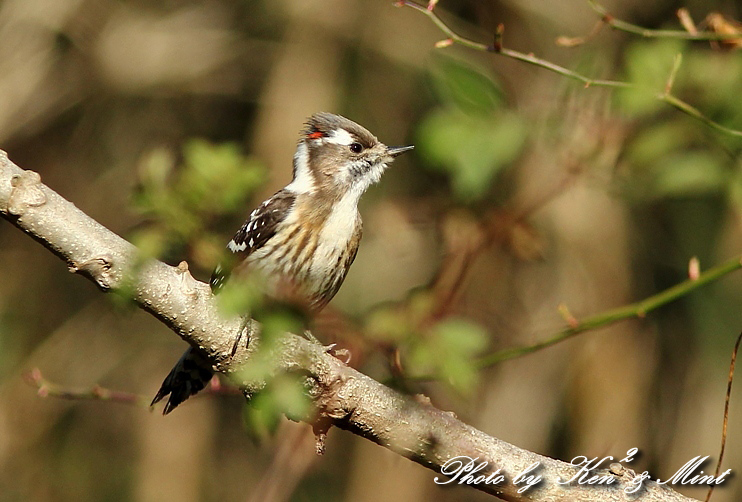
[387,145,415,158]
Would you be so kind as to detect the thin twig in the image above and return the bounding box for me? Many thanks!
[556,19,606,47]
[23,368,241,410]
[476,254,742,368]
[397,0,742,138]
[399,0,628,89]
[663,54,683,96]
[588,0,742,41]
[498,47,630,89]
[23,368,151,408]
[705,331,742,502]
[396,0,489,51]
[659,93,742,138]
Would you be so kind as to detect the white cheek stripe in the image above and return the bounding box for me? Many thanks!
[286,142,316,194]
[325,128,354,146]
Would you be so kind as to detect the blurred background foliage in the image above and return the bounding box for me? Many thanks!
[0,0,741,501]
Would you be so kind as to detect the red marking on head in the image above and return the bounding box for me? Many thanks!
[308,131,325,140]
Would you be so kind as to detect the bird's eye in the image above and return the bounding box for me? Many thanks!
[349,142,363,154]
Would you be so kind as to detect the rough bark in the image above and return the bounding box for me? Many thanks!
[0,150,698,501]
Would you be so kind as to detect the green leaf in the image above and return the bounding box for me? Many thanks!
[258,308,305,343]
[652,152,727,198]
[417,108,526,201]
[430,56,504,114]
[365,306,410,342]
[684,50,742,107]
[131,140,267,261]
[216,274,267,317]
[625,121,695,168]
[180,139,267,214]
[137,147,174,195]
[434,318,488,354]
[242,374,311,441]
[129,227,168,259]
[616,39,687,116]
[406,318,487,394]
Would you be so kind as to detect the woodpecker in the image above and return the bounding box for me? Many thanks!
[151,112,413,414]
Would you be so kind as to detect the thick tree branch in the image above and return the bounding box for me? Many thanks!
[0,151,698,501]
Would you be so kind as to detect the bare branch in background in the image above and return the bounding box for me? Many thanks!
[23,369,241,408]
[476,253,742,369]
[397,0,742,138]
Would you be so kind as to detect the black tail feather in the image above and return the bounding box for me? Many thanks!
[152,348,214,415]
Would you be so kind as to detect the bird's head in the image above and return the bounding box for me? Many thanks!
[288,112,413,200]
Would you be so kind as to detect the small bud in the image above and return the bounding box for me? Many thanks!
[677,8,698,35]
[30,367,42,382]
[558,303,579,328]
[435,38,454,48]
[556,36,586,47]
[427,0,439,11]
[688,256,700,280]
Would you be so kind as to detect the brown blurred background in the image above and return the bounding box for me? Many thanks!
[1,0,741,501]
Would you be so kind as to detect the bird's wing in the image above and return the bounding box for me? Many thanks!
[209,190,297,293]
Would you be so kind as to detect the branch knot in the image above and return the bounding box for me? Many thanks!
[8,170,46,215]
[69,255,116,290]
